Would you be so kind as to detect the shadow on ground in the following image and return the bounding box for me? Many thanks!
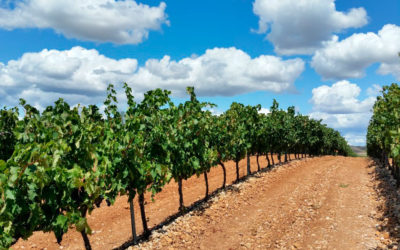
[113,158,304,250]
[369,159,400,247]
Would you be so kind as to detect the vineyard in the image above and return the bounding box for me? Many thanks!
[367,83,400,179]
[0,84,354,249]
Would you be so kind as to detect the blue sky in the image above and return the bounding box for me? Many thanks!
[0,0,399,145]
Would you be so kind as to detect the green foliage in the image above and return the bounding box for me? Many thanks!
[0,99,113,247]
[114,83,172,201]
[0,84,352,249]
[0,107,18,161]
[209,114,232,163]
[223,102,249,162]
[166,87,217,182]
[367,83,400,168]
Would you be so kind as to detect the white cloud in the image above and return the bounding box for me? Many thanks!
[366,84,382,97]
[17,88,101,112]
[311,24,400,80]
[0,46,305,108]
[0,0,168,44]
[310,80,375,114]
[309,111,370,146]
[309,112,370,130]
[0,46,138,95]
[0,46,139,108]
[252,0,367,55]
[258,108,270,114]
[204,108,223,116]
[130,47,305,97]
[343,133,366,146]
[309,81,378,146]
[378,61,400,80]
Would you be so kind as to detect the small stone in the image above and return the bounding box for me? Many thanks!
[383,232,390,239]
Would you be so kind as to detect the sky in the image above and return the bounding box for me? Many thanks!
[0,0,399,146]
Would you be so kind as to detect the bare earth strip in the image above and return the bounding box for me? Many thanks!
[133,156,390,250]
[14,156,399,249]
[14,155,283,249]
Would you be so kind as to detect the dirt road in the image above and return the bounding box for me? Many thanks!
[14,156,399,249]
[134,156,397,249]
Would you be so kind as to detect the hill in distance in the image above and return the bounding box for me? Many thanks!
[351,146,367,157]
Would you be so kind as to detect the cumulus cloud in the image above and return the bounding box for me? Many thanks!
[343,133,367,146]
[204,108,223,116]
[309,112,370,130]
[252,0,367,55]
[130,47,305,97]
[310,80,375,114]
[311,24,400,80]
[0,0,168,44]
[258,108,270,114]
[309,111,370,146]
[378,60,400,80]
[0,46,305,109]
[0,47,139,109]
[366,84,382,97]
[309,81,379,146]
[0,46,137,96]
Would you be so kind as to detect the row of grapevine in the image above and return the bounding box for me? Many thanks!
[0,84,353,249]
[367,83,400,179]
